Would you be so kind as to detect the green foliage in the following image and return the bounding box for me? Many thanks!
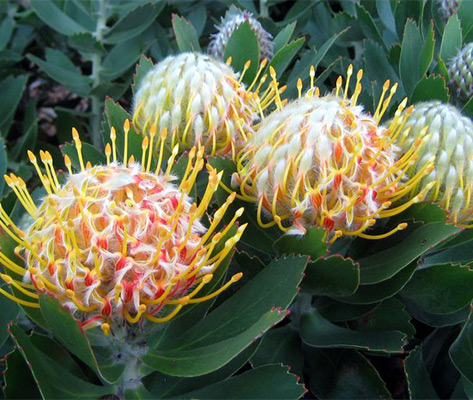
[2,0,473,398]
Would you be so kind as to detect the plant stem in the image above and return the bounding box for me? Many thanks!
[90,0,108,150]
[260,0,269,18]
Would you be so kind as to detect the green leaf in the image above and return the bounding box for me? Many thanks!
[172,14,201,53]
[306,348,391,399]
[0,17,14,51]
[440,14,463,64]
[174,365,305,400]
[450,309,473,385]
[411,75,450,103]
[314,297,379,323]
[251,326,304,377]
[0,282,19,348]
[105,2,164,44]
[27,50,91,96]
[0,137,6,196]
[403,297,469,327]
[223,22,260,85]
[101,36,154,81]
[268,38,305,79]
[10,100,38,161]
[9,324,113,398]
[273,21,297,53]
[376,0,397,36]
[274,226,327,259]
[400,263,473,314]
[0,75,28,136]
[359,222,459,284]
[349,297,415,336]
[4,348,41,399]
[458,0,473,42]
[60,142,107,170]
[462,95,473,119]
[38,295,124,383]
[30,0,90,36]
[302,256,359,297]
[420,20,435,77]
[141,309,285,377]
[132,55,154,96]
[405,346,440,399]
[356,3,386,49]
[400,19,424,96]
[301,309,406,353]
[68,32,105,54]
[334,261,418,304]
[142,256,307,376]
[144,342,259,398]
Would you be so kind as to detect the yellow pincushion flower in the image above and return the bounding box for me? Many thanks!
[0,122,245,335]
[132,52,277,158]
[233,66,434,241]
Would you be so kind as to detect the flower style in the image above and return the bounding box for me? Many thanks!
[132,52,278,158]
[398,101,473,224]
[232,66,434,241]
[0,122,245,335]
[208,7,274,61]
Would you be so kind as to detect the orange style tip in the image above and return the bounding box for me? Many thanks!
[36,279,45,290]
[105,143,112,153]
[124,119,130,132]
[407,105,414,114]
[244,60,251,68]
[368,219,376,226]
[138,304,147,312]
[202,274,213,284]
[0,274,12,284]
[398,223,408,230]
[261,58,268,67]
[357,69,363,79]
[65,289,74,298]
[297,78,302,88]
[400,97,408,108]
[110,127,116,138]
[279,85,287,93]
[86,161,92,169]
[101,323,111,336]
[382,201,392,208]
[128,155,135,164]
[238,222,249,232]
[269,66,276,78]
[48,197,57,207]
[72,127,79,140]
[383,80,391,89]
[336,76,343,86]
[232,272,243,282]
[3,175,12,185]
[27,150,36,162]
[179,296,190,305]
[347,64,353,74]
[39,150,46,160]
[72,186,80,196]
[160,127,168,139]
[235,207,244,217]
[64,154,71,164]
[226,56,232,65]
[310,65,315,75]
[335,230,343,238]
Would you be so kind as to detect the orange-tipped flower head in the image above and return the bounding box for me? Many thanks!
[132,52,273,158]
[234,67,431,240]
[0,123,245,333]
[398,101,473,224]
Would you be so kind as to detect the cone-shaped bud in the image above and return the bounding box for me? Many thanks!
[398,101,473,224]
[234,67,429,241]
[208,7,274,61]
[437,0,461,21]
[448,42,473,103]
[0,123,245,333]
[132,52,273,158]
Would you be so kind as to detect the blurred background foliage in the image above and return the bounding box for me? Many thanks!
[1,0,473,399]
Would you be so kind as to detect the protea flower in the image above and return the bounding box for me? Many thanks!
[448,42,473,103]
[398,101,473,224]
[232,66,433,241]
[437,0,461,21]
[132,52,277,159]
[208,8,274,61]
[0,122,245,335]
